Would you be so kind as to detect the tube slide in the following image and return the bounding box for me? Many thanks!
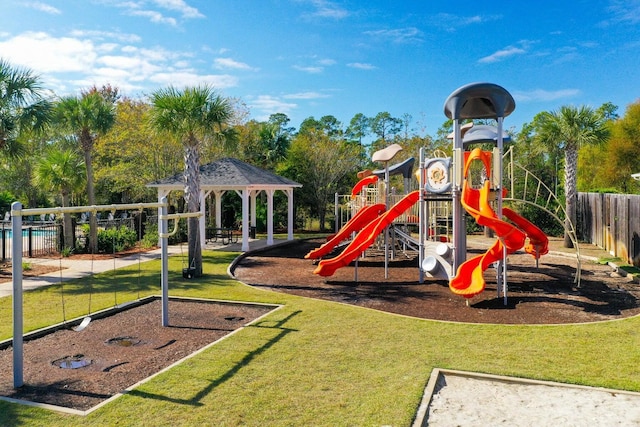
[449,147,549,298]
[305,203,386,260]
[314,191,420,277]
[502,208,549,258]
[449,180,526,298]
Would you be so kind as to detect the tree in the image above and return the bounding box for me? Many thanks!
[369,112,402,153]
[534,105,609,247]
[95,98,183,203]
[601,101,640,193]
[34,147,85,250]
[346,113,370,145]
[149,85,233,277]
[0,59,51,157]
[54,91,116,252]
[282,128,360,231]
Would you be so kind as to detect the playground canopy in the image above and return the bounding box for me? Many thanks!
[148,158,302,251]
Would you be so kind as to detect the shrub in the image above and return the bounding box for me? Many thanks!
[140,221,159,249]
[97,226,137,253]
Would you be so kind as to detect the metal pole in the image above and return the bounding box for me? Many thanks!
[418,147,425,283]
[497,116,508,305]
[384,161,390,279]
[160,197,169,327]
[11,202,24,388]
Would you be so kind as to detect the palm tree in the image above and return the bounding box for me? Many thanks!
[534,105,609,247]
[34,147,85,251]
[0,58,51,157]
[54,92,116,252]
[149,85,233,277]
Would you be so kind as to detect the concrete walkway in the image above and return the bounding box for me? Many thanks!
[0,239,290,298]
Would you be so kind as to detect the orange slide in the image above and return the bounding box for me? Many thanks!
[314,191,420,277]
[305,203,386,260]
[351,175,378,198]
[449,148,547,298]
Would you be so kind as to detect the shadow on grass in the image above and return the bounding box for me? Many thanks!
[124,310,301,406]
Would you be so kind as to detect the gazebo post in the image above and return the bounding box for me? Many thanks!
[214,190,224,228]
[267,189,275,245]
[241,189,250,251]
[287,189,294,241]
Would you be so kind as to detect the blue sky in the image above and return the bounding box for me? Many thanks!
[1,0,639,135]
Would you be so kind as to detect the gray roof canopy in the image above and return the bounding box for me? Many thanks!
[148,158,301,190]
[444,82,515,120]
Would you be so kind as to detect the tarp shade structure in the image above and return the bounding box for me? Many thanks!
[443,82,516,120]
[148,158,302,251]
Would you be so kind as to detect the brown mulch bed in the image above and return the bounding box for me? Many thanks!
[232,238,640,325]
[0,298,276,412]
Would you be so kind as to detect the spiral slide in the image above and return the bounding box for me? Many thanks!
[449,148,548,298]
[305,203,386,260]
[314,191,420,277]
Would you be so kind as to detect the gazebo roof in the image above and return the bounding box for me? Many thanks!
[147,158,302,191]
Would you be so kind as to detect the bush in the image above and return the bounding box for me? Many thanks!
[97,226,137,253]
[140,221,159,249]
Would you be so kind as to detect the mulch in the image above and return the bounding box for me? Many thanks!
[232,238,640,325]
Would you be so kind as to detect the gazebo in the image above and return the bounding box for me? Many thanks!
[148,158,302,251]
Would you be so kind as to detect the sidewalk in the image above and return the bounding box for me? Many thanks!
[0,238,289,298]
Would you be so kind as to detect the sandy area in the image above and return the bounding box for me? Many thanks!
[418,370,640,426]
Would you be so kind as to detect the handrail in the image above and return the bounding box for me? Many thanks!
[503,146,581,285]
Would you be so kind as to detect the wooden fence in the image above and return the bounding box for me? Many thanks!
[577,192,640,266]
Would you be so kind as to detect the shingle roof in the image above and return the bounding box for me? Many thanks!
[147,158,302,189]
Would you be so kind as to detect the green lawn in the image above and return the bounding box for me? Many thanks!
[1,249,640,426]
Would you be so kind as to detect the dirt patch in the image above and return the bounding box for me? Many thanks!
[0,263,60,283]
[232,238,640,325]
[0,298,277,412]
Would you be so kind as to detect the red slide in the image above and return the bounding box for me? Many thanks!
[449,181,526,298]
[305,203,386,260]
[314,191,420,277]
[351,175,379,198]
[450,148,532,298]
[502,208,549,258]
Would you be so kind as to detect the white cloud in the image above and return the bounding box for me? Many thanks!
[69,29,142,43]
[430,13,502,32]
[149,72,238,88]
[24,1,61,14]
[363,27,423,44]
[513,88,581,103]
[478,40,535,64]
[151,0,204,18]
[293,65,324,73]
[300,0,349,20]
[129,9,178,26]
[347,62,376,70]
[0,31,240,95]
[214,58,257,71]
[283,91,330,99]
[249,95,297,119]
[0,32,97,73]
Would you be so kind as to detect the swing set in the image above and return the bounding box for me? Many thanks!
[9,197,200,388]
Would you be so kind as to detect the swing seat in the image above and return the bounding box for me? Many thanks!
[182,267,196,279]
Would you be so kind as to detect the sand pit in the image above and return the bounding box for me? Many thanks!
[415,369,640,426]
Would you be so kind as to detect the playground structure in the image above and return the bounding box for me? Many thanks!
[307,82,581,302]
[8,197,196,388]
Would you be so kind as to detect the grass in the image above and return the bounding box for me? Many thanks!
[2,248,640,426]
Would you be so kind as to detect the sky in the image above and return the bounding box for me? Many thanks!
[1,0,639,136]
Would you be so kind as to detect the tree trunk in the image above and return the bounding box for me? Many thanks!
[563,146,578,248]
[83,145,98,253]
[61,191,74,250]
[184,142,202,276]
